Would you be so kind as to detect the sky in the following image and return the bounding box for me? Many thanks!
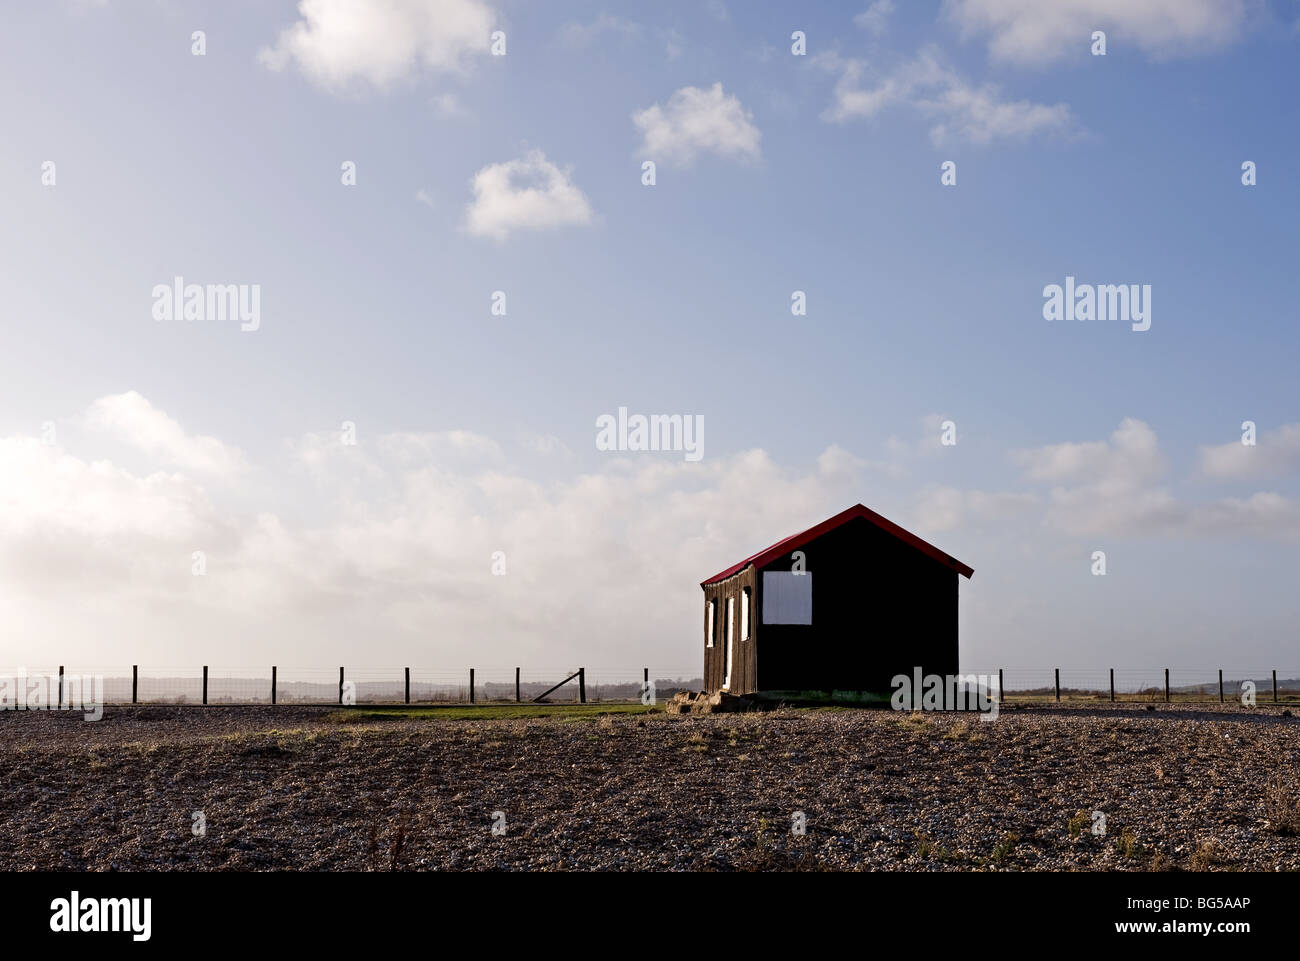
[1,0,1298,683]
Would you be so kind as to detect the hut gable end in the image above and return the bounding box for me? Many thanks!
[698,505,972,696]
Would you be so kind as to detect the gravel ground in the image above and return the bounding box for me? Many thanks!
[1,703,1298,871]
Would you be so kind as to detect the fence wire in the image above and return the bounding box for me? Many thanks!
[969,668,1300,700]
[7,667,702,705]
[5,665,1299,706]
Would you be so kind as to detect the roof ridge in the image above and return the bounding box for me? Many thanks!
[700,503,973,586]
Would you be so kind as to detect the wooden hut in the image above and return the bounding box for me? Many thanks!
[699,504,974,696]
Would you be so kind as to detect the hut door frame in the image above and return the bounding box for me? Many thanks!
[722,595,734,690]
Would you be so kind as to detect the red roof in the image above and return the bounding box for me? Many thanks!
[700,503,974,586]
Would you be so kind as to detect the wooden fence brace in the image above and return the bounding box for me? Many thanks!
[1110,668,1115,703]
[132,665,138,704]
[339,666,344,705]
[579,667,586,704]
[470,668,475,704]
[1054,668,1060,702]
[998,668,1004,703]
[532,669,582,703]
[1219,669,1224,704]
[271,666,277,705]
[404,667,410,705]
[1273,670,1278,703]
[515,667,520,703]
[1164,668,1170,702]
[58,666,64,710]
[202,665,208,705]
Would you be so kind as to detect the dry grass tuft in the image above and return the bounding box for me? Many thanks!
[1264,776,1300,836]
[1188,838,1225,872]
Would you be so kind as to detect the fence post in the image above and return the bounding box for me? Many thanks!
[579,668,586,704]
[202,665,208,705]
[271,666,277,705]
[404,667,410,705]
[515,667,520,703]
[58,665,64,710]
[1054,668,1060,702]
[1219,669,1224,704]
[339,666,344,705]
[132,665,138,704]
[1164,668,1170,702]
[1273,669,1278,703]
[470,668,475,704]
[998,668,1004,704]
[1109,668,1114,703]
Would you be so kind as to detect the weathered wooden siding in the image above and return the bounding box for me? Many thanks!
[701,565,758,694]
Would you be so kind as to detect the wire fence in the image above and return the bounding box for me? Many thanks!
[969,668,1300,703]
[0,666,704,706]
[5,665,1299,707]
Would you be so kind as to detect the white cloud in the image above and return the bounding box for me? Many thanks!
[1013,418,1173,536]
[376,430,504,465]
[914,486,1040,531]
[9,400,1300,670]
[818,52,926,121]
[816,444,868,482]
[855,0,896,35]
[1185,492,1300,536]
[259,0,495,94]
[464,150,594,242]
[1010,418,1300,539]
[1200,423,1300,479]
[1040,479,1182,536]
[83,391,246,475]
[1039,481,1300,539]
[944,0,1249,65]
[662,28,686,60]
[1018,421,1169,533]
[431,92,467,117]
[633,83,762,167]
[0,437,222,547]
[820,46,1077,145]
[922,78,1079,145]
[0,404,868,667]
[1015,417,1164,486]
[520,432,571,457]
[880,414,958,469]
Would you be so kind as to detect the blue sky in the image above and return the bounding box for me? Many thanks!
[1,0,1298,682]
